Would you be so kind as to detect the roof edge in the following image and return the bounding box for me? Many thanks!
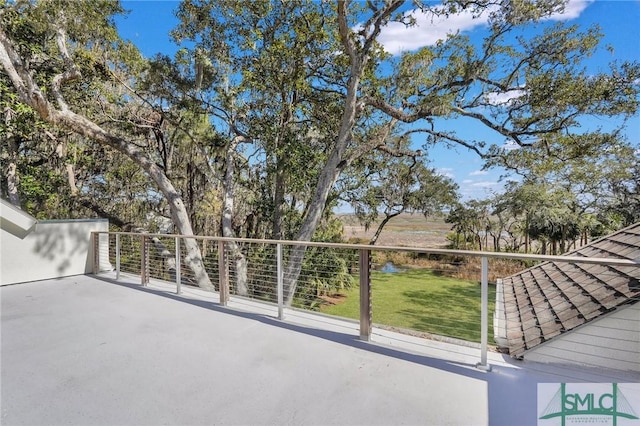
[0,198,37,236]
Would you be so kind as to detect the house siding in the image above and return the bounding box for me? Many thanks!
[1,219,110,285]
[524,303,640,372]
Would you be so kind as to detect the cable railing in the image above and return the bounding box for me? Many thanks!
[93,231,640,372]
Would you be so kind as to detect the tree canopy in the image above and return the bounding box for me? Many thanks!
[1,0,638,294]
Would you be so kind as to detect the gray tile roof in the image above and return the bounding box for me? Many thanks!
[503,222,640,357]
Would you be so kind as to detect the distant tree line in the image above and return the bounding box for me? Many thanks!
[446,138,640,253]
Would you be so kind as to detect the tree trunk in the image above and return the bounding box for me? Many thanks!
[64,113,215,289]
[524,217,530,253]
[369,212,400,245]
[281,0,386,305]
[4,109,21,207]
[150,236,177,282]
[271,126,287,241]
[272,164,286,240]
[221,141,248,296]
[483,227,489,252]
[6,160,20,207]
[282,141,344,305]
[0,30,214,291]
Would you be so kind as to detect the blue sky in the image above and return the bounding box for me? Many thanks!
[115,0,640,201]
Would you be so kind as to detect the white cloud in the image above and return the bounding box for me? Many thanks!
[436,167,455,178]
[470,181,499,188]
[462,179,474,184]
[469,170,488,176]
[484,88,527,106]
[378,0,593,55]
[378,7,490,54]
[545,0,594,21]
[503,140,520,151]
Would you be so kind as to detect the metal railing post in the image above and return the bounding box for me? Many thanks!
[477,256,491,371]
[359,249,372,341]
[277,243,284,320]
[141,235,149,286]
[175,237,181,294]
[115,234,121,280]
[218,240,229,306]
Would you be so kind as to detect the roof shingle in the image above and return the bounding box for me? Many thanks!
[503,222,640,357]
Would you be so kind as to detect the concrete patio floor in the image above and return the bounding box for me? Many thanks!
[2,274,637,426]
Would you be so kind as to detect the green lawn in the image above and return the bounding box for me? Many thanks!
[321,268,495,343]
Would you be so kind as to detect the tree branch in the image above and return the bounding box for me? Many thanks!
[0,27,51,118]
[363,95,447,122]
[51,25,81,112]
[337,1,357,66]
[343,118,397,165]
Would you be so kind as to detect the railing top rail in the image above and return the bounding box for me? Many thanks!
[94,231,640,267]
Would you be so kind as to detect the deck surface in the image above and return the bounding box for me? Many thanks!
[2,274,636,426]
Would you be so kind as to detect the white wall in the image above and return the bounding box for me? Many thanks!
[1,219,110,285]
[524,303,640,372]
[493,278,509,348]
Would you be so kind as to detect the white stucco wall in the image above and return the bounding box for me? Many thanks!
[524,303,640,372]
[1,218,110,285]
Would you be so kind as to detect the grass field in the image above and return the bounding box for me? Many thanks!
[321,268,495,343]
